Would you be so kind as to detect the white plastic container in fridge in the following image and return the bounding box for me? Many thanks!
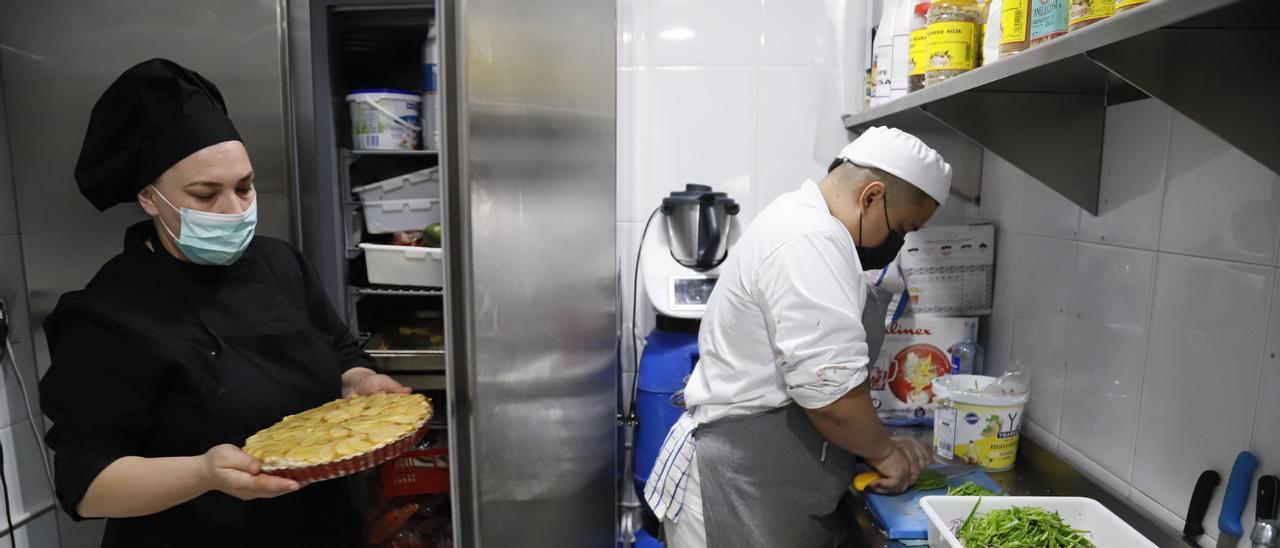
[359,243,443,287]
[919,496,1156,548]
[351,167,439,202]
[361,198,442,234]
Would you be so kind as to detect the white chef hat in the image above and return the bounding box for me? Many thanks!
[837,126,952,206]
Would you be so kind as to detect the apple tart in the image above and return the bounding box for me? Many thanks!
[244,392,432,483]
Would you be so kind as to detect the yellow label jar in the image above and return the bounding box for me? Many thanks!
[1068,0,1113,31]
[925,0,981,86]
[908,1,931,91]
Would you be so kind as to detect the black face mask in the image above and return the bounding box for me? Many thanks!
[855,194,906,271]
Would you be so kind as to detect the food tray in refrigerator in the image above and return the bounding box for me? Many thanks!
[364,332,446,373]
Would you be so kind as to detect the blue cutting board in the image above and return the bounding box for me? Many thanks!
[862,466,1004,540]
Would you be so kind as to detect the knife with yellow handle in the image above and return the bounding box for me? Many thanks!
[852,464,977,492]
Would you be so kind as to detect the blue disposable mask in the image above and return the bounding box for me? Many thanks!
[151,186,257,265]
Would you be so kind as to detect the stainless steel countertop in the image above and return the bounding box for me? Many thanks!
[848,426,1185,547]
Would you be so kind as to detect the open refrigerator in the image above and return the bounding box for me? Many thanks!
[288,0,617,546]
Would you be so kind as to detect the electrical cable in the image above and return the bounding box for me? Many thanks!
[0,439,15,548]
[627,206,660,421]
[5,339,55,494]
[0,302,16,548]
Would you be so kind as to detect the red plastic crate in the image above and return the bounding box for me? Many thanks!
[380,447,450,499]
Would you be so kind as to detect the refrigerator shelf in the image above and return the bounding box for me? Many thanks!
[344,148,439,157]
[353,284,444,297]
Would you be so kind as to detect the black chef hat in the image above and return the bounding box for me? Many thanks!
[74,58,242,211]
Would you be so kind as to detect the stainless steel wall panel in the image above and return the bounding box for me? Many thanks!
[446,0,617,544]
[0,0,294,368]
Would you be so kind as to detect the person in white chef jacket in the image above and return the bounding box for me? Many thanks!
[644,127,952,547]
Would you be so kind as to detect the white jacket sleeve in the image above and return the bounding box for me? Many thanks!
[753,232,871,409]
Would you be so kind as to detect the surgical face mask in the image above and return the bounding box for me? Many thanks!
[855,194,906,271]
[151,186,257,266]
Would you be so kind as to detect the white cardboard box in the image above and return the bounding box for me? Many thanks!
[870,316,977,425]
[899,224,995,316]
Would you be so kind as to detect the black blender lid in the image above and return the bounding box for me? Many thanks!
[661,184,740,214]
[662,184,714,205]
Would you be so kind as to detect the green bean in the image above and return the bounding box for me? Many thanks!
[947,481,1000,497]
[911,470,950,491]
[955,502,1096,548]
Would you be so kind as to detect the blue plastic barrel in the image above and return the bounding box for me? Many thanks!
[633,328,699,506]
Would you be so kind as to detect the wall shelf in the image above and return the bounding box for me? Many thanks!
[843,0,1279,215]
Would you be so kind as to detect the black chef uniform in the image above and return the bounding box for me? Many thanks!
[38,58,373,547]
[40,220,371,547]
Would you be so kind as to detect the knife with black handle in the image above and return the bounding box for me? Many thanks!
[1185,470,1221,544]
[1260,475,1280,522]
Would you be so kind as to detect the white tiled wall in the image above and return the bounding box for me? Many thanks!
[974,98,1280,545]
[616,0,863,394]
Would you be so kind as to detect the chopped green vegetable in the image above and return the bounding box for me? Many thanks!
[947,481,1000,497]
[955,500,1096,548]
[911,470,949,491]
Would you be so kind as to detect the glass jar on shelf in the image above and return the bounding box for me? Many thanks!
[925,0,981,87]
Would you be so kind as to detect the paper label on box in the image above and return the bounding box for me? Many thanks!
[899,224,995,316]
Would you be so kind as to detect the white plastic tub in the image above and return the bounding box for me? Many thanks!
[920,496,1156,548]
[932,374,1030,471]
[352,167,439,202]
[359,243,443,287]
[346,88,420,150]
[361,198,442,234]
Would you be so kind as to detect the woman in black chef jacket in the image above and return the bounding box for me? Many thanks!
[37,59,410,547]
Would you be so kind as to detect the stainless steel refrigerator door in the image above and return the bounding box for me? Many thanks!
[441,0,617,545]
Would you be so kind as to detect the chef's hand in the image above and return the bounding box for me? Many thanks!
[866,438,930,495]
[200,444,300,500]
[342,366,413,397]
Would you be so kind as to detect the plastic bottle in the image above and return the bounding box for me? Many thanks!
[907,2,931,92]
[925,0,981,87]
[976,0,989,66]
[1068,0,1113,31]
[998,0,1029,58]
[421,20,440,151]
[1113,0,1151,14]
[949,322,984,375]
[981,0,1002,66]
[890,0,916,98]
[872,0,899,105]
[1028,0,1067,46]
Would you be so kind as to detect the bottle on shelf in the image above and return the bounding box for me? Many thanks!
[872,0,899,105]
[1068,0,1113,32]
[981,0,1002,66]
[907,1,932,92]
[1028,0,1067,46]
[925,0,981,87]
[890,0,916,98]
[421,19,441,151]
[998,0,1029,58]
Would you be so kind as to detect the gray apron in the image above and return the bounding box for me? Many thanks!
[696,283,894,548]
